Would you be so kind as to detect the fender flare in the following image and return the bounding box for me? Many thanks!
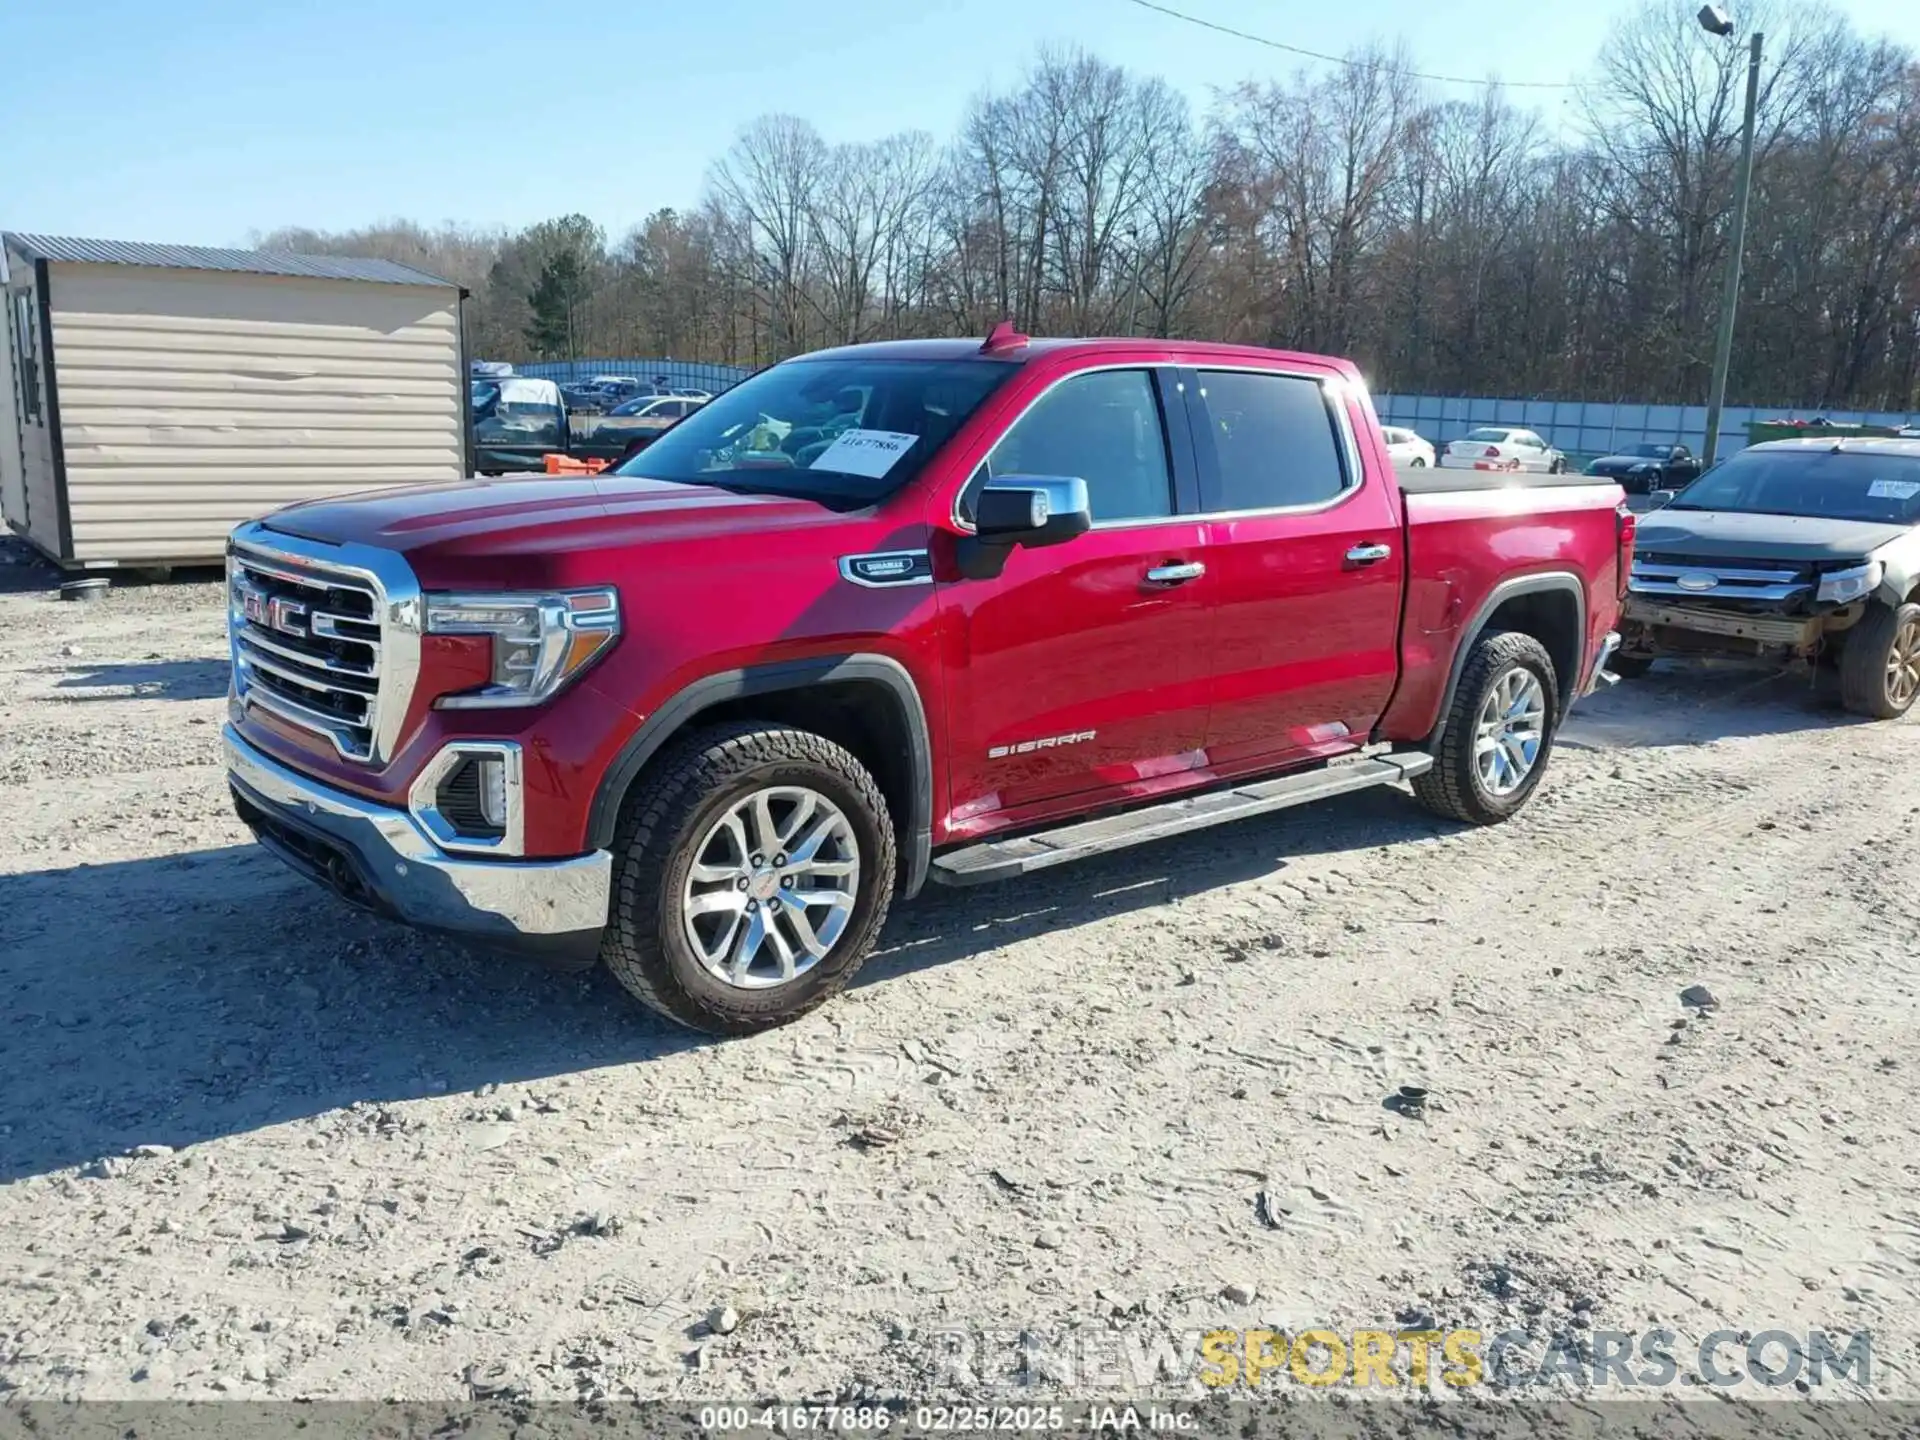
[586,653,935,898]
[1428,572,1587,746]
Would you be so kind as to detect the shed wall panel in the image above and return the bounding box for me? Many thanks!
[47,262,460,563]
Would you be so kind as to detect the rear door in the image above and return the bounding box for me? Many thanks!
[940,365,1214,821]
[1187,366,1405,771]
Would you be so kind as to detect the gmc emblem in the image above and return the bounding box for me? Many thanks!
[240,587,308,636]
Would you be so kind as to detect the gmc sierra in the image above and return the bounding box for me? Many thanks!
[224,328,1632,1033]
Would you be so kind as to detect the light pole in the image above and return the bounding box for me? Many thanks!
[1698,4,1763,468]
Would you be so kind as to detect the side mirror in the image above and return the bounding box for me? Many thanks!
[956,476,1093,580]
[1646,489,1677,510]
[974,476,1093,549]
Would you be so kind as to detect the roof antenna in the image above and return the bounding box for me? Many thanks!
[981,319,1029,354]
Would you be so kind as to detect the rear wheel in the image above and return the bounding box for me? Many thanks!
[602,723,896,1033]
[1412,630,1560,825]
[1839,601,1920,720]
[1408,457,1427,468]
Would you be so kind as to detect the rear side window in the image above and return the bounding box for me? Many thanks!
[981,368,1174,524]
[1198,371,1349,511]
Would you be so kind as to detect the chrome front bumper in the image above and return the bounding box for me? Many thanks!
[224,725,610,959]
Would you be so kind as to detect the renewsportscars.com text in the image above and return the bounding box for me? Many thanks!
[930,1326,1873,1393]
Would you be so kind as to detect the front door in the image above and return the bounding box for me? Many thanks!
[939,366,1214,827]
[1187,367,1406,770]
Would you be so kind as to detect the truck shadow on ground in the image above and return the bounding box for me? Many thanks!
[1559,659,1870,751]
[48,658,231,701]
[0,788,1454,1183]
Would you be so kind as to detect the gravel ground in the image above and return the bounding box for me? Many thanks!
[2,533,1917,1407]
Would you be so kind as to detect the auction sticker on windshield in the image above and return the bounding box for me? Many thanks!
[810,429,919,478]
[1868,478,1920,500]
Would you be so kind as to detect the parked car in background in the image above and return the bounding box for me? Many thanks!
[1382,426,1436,468]
[1619,437,1920,717]
[1442,427,1568,474]
[1587,442,1701,494]
[576,394,707,462]
[224,330,1630,1033]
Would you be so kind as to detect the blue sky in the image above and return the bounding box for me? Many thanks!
[6,0,1919,248]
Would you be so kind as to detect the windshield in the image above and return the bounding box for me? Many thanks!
[1464,428,1512,442]
[609,397,657,417]
[611,358,1016,505]
[1671,450,1920,524]
[1630,443,1673,458]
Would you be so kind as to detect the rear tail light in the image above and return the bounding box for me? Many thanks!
[1484,446,1502,458]
[1616,501,1637,600]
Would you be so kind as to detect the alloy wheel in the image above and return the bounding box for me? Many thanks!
[1473,667,1547,797]
[681,786,861,989]
[1886,616,1920,710]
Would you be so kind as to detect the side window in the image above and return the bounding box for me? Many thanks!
[1198,370,1350,511]
[977,369,1173,525]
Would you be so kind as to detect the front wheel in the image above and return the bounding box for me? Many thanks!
[1412,630,1560,825]
[1409,457,1427,468]
[602,723,897,1033]
[1839,601,1920,720]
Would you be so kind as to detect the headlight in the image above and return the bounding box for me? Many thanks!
[426,588,620,708]
[1815,561,1883,605]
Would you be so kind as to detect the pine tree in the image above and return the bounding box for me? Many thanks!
[525,252,586,359]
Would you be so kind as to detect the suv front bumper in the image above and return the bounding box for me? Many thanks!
[224,725,610,962]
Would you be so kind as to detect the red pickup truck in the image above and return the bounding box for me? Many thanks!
[223,330,1632,1032]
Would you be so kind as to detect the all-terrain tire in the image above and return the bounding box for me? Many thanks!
[1839,600,1920,720]
[1412,629,1560,825]
[602,723,897,1034]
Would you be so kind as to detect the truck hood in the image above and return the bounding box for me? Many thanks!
[263,473,856,560]
[1635,508,1909,563]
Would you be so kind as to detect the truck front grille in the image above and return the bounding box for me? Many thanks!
[229,546,388,761]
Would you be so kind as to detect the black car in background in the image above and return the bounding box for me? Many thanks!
[1587,442,1702,494]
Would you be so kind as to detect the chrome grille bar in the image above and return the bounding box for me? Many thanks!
[235,641,377,704]
[1629,557,1809,602]
[236,627,380,679]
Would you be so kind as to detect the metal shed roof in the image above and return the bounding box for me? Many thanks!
[1,233,454,287]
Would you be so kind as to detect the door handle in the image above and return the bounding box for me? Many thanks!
[1145,561,1206,585]
[1345,542,1393,565]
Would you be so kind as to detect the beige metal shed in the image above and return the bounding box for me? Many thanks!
[1,234,468,568]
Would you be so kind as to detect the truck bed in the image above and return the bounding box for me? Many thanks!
[1377,471,1626,743]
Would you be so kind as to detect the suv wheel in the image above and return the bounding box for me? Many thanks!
[603,723,896,1033]
[1412,630,1559,825]
[1840,600,1920,720]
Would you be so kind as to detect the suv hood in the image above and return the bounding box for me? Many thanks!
[264,473,856,560]
[1635,508,1908,563]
